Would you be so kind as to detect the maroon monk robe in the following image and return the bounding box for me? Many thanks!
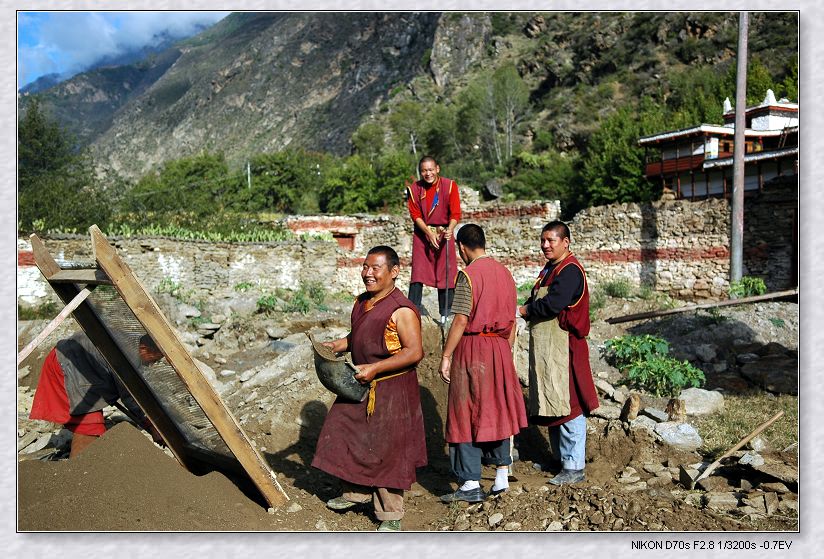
[407,176,460,288]
[531,254,600,427]
[312,288,427,490]
[445,257,528,443]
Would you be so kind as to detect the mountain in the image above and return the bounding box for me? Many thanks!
[20,12,797,181]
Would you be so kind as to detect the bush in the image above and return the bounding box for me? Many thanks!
[603,333,705,397]
[622,355,706,398]
[603,277,633,298]
[602,334,670,368]
[729,276,767,298]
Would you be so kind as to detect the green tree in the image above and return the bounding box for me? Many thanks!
[18,98,109,232]
[320,155,377,214]
[781,58,798,102]
[351,121,386,161]
[493,63,530,160]
[236,150,321,214]
[389,101,425,156]
[581,98,664,207]
[126,152,233,218]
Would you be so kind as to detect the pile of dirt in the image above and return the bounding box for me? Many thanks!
[17,422,276,531]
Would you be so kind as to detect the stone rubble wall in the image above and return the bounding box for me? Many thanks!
[17,190,795,308]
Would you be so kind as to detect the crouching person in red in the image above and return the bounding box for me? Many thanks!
[311,245,426,532]
[29,332,164,457]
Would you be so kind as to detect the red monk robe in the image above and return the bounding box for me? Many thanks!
[530,253,599,427]
[445,256,528,443]
[312,288,427,489]
[407,176,461,288]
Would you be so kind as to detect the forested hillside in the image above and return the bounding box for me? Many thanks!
[18,12,797,235]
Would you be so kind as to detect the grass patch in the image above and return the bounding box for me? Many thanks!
[18,302,60,320]
[693,393,798,458]
[603,277,633,298]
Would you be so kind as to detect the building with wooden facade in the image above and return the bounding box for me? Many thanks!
[639,90,798,199]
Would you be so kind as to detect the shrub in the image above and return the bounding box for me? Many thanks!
[256,294,280,314]
[602,334,670,368]
[729,276,767,298]
[603,277,633,298]
[603,333,705,397]
[621,355,706,398]
[589,289,607,321]
[18,302,59,320]
[234,282,254,292]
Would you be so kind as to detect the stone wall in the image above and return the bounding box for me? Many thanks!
[18,186,796,309]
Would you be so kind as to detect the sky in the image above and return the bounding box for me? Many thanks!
[17,11,229,87]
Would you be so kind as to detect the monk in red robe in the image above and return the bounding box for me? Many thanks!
[311,245,426,532]
[406,155,462,319]
[439,224,528,502]
[519,221,599,486]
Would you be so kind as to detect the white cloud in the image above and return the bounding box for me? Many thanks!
[19,11,229,86]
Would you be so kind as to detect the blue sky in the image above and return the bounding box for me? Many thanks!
[17,11,229,87]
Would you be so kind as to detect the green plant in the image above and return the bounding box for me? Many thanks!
[621,355,706,398]
[769,317,786,329]
[18,302,59,320]
[699,307,728,326]
[589,289,607,321]
[156,277,184,298]
[602,334,670,368]
[637,284,656,300]
[234,281,254,292]
[729,276,767,298]
[256,293,280,314]
[603,277,633,298]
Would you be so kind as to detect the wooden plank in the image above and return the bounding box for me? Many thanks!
[17,286,95,366]
[89,225,289,507]
[49,269,113,285]
[605,288,798,324]
[30,234,198,473]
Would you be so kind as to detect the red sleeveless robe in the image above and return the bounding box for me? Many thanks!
[445,257,528,443]
[407,177,459,288]
[312,288,427,489]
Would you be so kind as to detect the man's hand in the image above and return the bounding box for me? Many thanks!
[426,229,441,249]
[439,355,451,384]
[353,363,380,384]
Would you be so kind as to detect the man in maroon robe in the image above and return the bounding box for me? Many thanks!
[406,155,462,319]
[439,224,528,502]
[311,245,426,532]
[519,221,599,485]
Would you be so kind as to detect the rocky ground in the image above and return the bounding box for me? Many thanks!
[16,289,799,532]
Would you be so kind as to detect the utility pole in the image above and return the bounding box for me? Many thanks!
[730,11,748,286]
[247,161,251,190]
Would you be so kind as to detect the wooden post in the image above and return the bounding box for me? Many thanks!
[17,286,95,366]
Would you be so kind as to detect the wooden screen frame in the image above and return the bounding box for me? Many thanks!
[30,226,289,508]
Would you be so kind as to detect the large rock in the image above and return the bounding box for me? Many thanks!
[654,422,703,452]
[679,387,725,416]
[740,355,798,394]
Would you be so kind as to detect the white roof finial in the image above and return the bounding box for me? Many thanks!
[723,97,732,113]
[764,89,777,105]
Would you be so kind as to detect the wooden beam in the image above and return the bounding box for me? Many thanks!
[48,269,113,285]
[30,234,198,473]
[605,289,798,325]
[17,286,95,366]
[89,225,289,507]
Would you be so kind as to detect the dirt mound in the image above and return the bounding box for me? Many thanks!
[17,422,276,531]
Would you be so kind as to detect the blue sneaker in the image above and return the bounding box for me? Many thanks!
[548,469,585,485]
